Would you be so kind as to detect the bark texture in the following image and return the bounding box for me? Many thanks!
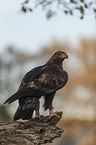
[0,111,63,145]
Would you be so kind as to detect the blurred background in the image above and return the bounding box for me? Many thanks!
[0,0,96,145]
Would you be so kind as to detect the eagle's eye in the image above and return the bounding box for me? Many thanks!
[58,53,62,56]
[58,53,64,58]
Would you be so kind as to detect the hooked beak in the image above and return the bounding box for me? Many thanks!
[66,54,68,59]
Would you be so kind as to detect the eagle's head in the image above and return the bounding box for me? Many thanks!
[47,51,68,67]
[53,51,68,60]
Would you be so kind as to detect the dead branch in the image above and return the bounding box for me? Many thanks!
[0,111,63,145]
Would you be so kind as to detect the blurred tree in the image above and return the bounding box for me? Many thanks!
[0,39,96,120]
[0,105,11,122]
[21,0,96,19]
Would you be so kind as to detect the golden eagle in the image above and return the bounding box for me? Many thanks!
[4,51,68,120]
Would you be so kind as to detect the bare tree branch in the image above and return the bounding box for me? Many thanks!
[0,112,63,145]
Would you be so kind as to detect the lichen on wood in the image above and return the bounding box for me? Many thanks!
[0,111,63,145]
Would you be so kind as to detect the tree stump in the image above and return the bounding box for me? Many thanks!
[0,112,64,145]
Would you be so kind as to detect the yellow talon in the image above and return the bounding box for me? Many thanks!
[53,114,60,119]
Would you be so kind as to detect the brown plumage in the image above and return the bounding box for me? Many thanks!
[4,51,68,120]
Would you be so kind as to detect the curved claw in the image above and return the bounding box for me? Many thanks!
[53,112,60,119]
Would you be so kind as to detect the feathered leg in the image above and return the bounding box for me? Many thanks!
[49,104,54,116]
[35,100,40,117]
[43,92,56,116]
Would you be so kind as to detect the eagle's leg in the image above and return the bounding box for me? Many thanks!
[49,104,54,116]
[35,100,40,118]
[49,104,60,119]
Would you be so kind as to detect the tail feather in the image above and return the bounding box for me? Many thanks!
[13,106,34,120]
[13,106,22,121]
[13,97,38,120]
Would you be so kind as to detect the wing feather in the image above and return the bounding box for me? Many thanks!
[4,65,68,104]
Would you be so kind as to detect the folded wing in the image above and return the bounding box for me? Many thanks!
[4,66,68,104]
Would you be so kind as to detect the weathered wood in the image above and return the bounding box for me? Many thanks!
[0,112,63,145]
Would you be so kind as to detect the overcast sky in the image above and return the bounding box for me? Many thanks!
[0,0,96,53]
